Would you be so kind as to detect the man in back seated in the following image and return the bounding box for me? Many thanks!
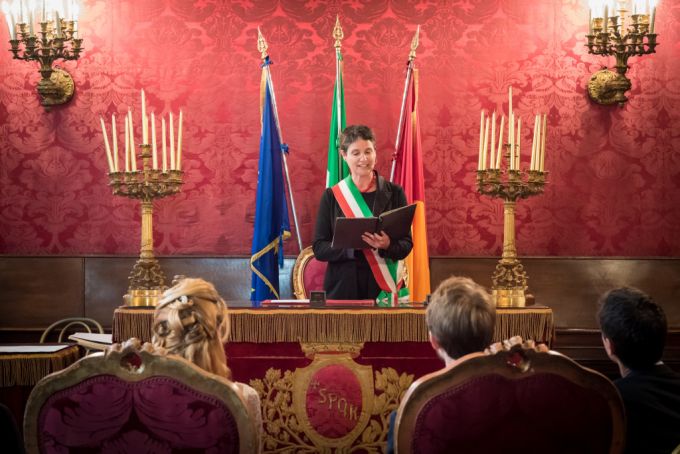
[387,276,496,453]
[597,287,680,454]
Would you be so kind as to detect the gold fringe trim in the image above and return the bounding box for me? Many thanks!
[112,307,555,346]
[0,346,81,386]
[113,308,154,343]
[494,308,555,345]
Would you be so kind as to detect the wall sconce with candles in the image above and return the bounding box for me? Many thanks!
[586,0,658,107]
[1,0,82,110]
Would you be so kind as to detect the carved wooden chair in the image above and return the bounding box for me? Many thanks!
[395,348,626,454]
[24,339,258,454]
[292,246,327,299]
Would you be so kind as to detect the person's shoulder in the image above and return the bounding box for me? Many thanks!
[380,178,405,195]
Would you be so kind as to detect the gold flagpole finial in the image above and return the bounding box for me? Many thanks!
[257,27,269,60]
[333,15,344,49]
[409,25,420,61]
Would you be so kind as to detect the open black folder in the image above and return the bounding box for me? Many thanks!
[331,203,417,249]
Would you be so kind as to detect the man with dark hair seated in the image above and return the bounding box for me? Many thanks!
[597,287,680,454]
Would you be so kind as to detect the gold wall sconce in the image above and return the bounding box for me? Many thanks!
[2,0,83,111]
[586,0,658,107]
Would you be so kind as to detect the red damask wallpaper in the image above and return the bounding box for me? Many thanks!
[0,0,678,256]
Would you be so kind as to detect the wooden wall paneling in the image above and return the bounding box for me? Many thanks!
[84,257,296,329]
[0,257,84,330]
[430,258,680,329]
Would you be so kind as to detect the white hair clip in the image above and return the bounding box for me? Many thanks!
[178,295,189,304]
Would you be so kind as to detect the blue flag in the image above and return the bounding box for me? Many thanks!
[250,76,290,303]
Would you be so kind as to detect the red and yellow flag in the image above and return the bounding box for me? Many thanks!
[393,69,430,303]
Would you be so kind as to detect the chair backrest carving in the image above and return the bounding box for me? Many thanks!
[292,246,327,299]
[24,340,258,454]
[395,348,626,454]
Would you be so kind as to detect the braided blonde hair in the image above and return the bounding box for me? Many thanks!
[152,278,231,379]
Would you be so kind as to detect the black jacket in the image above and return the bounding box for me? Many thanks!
[312,174,413,300]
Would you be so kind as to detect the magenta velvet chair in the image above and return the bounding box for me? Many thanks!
[23,340,258,454]
[394,348,626,454]
[292,246,327,299]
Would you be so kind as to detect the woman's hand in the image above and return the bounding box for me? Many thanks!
[362,230,391,250]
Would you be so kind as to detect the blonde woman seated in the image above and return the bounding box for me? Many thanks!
[152,277,262,449]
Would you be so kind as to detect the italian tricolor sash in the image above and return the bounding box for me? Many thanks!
[332,175,409,307]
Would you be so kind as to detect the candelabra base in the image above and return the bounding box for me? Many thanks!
[124,288,164,307]
[587,68,631,107]
[492,288,526,308]
[37,68,75,110]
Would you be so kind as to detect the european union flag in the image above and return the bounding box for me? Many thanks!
[250,76,290,303]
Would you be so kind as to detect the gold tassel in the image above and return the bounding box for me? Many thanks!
[111,307,554,346]
[0,346,80,386]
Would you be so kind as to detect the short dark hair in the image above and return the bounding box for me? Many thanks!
[597,287,667,370]
[340,125,376,153]
[426,276,496,360]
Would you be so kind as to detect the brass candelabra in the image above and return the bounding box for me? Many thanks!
[9,20,83,110]
[586,1,658,106]
[477,153,547,307]
[108,145,183,307]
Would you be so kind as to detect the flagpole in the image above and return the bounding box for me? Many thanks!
[390,25,420,182]
[258,28,303,252]
[333,16,344,177]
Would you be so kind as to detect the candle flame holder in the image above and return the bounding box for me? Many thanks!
[477,151,547,307]
[9,21,83,110]
[586,3,658,107]
[108,144,183,307]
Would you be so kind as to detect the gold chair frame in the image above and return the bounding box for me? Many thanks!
[395,349,626,454]
[24,339,259,454]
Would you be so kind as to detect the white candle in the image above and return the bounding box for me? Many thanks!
[509,113,515,170]
[588,8,592,34]
[161,117,167,172]
[55,11,61,37]
[531,115,539,171]
[482,116,490,171]
[490,111,496,170]
[151,112,158,169]
[141,89,148,144]
[124,116,130,172]
[100,116,114,172]
[516,117,521,170]
[42,0,45,22]
[169,112,175,170]
[177,110,183,171]
[478,110,484,170]
[28,9,33,35]
[603,5,608,34]
[496,115,504,169]
[2,2,15,40]
[508,86,513,119]
[128,111,137,171]
[650,6,656,34]
[112,113,118,172]
[540,113,548,171]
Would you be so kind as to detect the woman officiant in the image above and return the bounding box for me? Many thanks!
[313,125,412,304]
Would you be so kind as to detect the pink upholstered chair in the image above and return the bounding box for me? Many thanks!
[23,340,258,454]
[292,246,327,299]
[395,347,626,454]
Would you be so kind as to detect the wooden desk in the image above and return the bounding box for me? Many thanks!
[111,307,554,453]
[113,306,555,345]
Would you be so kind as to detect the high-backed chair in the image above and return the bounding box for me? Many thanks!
[395,348,626,454]
[24,340,258,454]
[292,246,327,299]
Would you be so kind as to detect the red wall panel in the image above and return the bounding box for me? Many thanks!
[0,0,678,256]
